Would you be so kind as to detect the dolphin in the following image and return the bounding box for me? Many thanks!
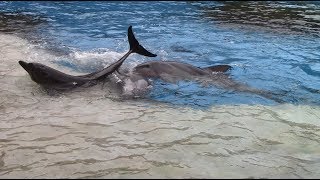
[132,61,231,80]
[119,61,283,102]
[18,26,156,90]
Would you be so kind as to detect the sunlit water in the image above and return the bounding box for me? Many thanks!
[0,1,320,178]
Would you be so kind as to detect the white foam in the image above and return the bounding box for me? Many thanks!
[72,49,121,61]
[122,78,152,97]
[68,48,155,72]
[69,48,124,68]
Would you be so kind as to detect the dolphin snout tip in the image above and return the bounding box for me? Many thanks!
[18,60,26,66]
[18,61,30,71]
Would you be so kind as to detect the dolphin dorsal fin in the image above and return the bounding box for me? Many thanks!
[203,65,232,73]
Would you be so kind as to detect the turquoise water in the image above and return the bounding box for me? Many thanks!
[1,1,319,107]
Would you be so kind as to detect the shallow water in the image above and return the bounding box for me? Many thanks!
[0,1,320,178]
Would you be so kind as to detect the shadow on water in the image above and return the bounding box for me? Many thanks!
[193,1,320,37]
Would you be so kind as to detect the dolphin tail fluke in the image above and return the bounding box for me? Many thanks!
[128,26,157,57]
[256,90,286,104]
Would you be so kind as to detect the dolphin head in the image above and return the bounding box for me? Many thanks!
[19,60,33,73]
[122,73,152,97]
[19,61,50,84]
[133,63,159,78]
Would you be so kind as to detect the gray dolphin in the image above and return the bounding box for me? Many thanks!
[19,26,156,90]
[132,61,231,80]
[120,61,283,102]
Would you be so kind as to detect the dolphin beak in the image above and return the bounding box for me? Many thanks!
[18,61,30,72]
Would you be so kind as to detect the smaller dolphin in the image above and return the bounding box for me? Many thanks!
[19,26,156,90]
[118,61,231,95]
[132,61,231,81]
[119,61,283,102]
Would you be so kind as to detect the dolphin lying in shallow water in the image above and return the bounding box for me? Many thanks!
[19,26,156,90]
[132,61,232,80]
[118,60,283,103]
[119,61,231,94]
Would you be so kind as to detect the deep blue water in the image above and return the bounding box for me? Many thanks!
[1,1,319,107]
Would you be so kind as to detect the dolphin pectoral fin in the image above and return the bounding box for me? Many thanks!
[203,65,232,73]
[128,26,157,57]
[255,90,286,103]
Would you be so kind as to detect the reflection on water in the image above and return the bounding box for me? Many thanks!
[0,12,46,34]
[196,1,320,36]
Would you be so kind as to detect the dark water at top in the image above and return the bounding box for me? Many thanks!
[1,1,319,107]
